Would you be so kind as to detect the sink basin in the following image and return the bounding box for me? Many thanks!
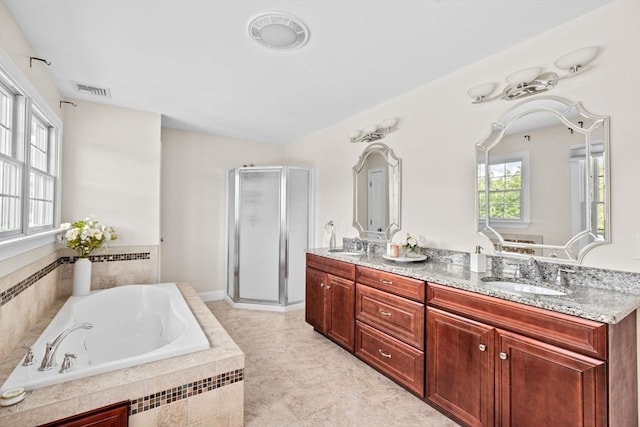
[328,249,363,256]
[482,281,567,296]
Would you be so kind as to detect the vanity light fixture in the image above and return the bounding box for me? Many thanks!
[467,46,599,104]
[348,118,399,143]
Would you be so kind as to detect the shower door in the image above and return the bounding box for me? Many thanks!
[227,166,311,306]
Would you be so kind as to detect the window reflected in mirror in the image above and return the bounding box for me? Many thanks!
[476,97,609,262]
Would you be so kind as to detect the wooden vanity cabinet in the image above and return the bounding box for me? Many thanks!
[305,254,356,352]
[427,282,637,427]
[39,401,129,426]
[355,265,426,397]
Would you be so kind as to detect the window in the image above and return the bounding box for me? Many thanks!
[593,154,605,236]
[478,152,530,226]
[0,60,60,247]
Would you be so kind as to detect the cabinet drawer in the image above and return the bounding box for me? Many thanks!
[356,284,424,350]
[355,321,424,396]
[307,253,355,280]
[356,266,425,302]
[427,283,607,359]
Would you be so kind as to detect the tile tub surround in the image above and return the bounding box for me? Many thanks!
[308,248,640,324]
[0,283,244,427]
[0,246,159,364]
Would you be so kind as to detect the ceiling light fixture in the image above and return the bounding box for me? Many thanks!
[467,46,599,103]
[348,118,399,143]
[248,11,309,50]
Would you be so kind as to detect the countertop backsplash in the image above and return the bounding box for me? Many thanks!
[341,237,640,295]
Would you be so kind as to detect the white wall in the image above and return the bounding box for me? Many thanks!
[160,128,285,293]
[0,2,61,114]
[286,0,640,274]
[0,2,62,274]
[62,100,161,246]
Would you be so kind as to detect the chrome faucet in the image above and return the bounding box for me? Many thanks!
[38,323,93,371]
[354,237,364,252]
[529,257,542,279]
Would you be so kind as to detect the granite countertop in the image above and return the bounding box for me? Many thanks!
[307,248,640,324]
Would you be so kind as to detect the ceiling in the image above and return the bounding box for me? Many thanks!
[5,0,611,144]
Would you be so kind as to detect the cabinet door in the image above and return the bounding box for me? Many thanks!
[427,308,495,427]
[305,267,327,333]
[497,331,606,427]
[327,274,355,352]
[39,401,128,427]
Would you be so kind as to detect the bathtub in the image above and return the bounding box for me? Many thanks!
[0,283,210,393]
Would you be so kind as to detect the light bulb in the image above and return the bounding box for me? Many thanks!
[506,67,542,87]
[467,82,497,100]
[554,46,599,72]
[348,130,362,140]
[363,125,378,135]
[379,118,398,130]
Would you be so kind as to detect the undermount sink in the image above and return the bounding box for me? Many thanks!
[328,249,364,256]
[482,280,567,296]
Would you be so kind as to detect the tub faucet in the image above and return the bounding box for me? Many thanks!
[38,323,93,371]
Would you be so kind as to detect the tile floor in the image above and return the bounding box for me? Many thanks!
[206,301,460,427]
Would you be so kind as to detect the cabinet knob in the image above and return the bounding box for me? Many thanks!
[379,279,393,285]
[499,352,508,360]
[320,283,324,288]
[378,349,392,359]
[478,344,487,352]
[326,286,331,289]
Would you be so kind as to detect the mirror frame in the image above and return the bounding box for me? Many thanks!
[353,142,402,241]
[476,96,610,263]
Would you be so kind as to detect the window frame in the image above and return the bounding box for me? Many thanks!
[0,48,62,260]
[478,151,531,228]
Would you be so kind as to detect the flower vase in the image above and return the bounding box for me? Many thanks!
[73,258,92,296]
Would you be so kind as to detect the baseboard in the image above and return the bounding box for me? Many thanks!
[198,290,225,302]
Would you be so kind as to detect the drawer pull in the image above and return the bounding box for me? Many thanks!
[320,283,324,288]
[499,352,508,360]
[478,344,487,352]
[378,349,392,358]
[377,309,392,317]
[379,279,393,285]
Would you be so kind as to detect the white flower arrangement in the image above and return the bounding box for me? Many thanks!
[60,218,117,258]
[400,233,418,251]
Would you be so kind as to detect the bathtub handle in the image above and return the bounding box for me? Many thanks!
[59,353,77,374]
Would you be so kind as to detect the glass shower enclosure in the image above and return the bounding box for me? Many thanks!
[226,166,312,310]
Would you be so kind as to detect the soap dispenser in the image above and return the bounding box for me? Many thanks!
[470,245,486,273]
[325,221,336,250]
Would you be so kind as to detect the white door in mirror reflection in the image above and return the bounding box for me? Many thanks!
[367,168,386,233]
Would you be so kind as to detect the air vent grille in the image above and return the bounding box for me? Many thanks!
[72,81,111,98]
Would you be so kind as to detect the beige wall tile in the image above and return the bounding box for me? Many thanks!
[129,409,158,427]
[217,381,243,414]
[158,400,188,427]
[188,389,218,423]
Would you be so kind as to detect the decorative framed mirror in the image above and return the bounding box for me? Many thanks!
[476,96,610,262]
[353,143,402,241]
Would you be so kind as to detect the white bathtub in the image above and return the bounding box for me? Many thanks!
[0,283,210,393]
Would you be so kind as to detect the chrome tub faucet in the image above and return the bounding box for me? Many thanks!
[38,323,93,371]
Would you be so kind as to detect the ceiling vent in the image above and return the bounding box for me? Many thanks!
[248,12,309,50]
[72,81,111,98]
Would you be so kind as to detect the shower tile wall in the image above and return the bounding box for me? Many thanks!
[0,246,159,364]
